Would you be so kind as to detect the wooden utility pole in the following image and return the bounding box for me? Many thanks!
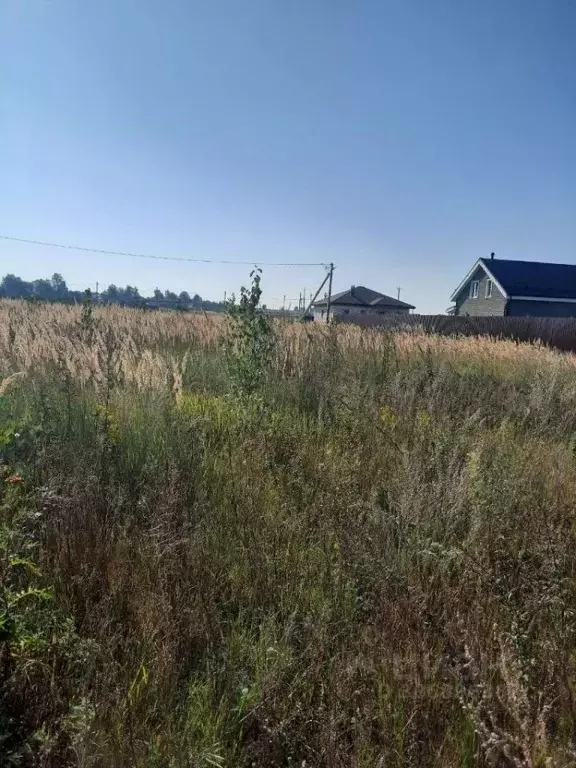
[325,263,334,323]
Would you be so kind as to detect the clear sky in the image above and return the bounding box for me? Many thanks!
[1,0,575,312]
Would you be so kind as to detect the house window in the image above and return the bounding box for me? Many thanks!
[470,281,479,299]
[485,279,493,298]
[343,309,350,315]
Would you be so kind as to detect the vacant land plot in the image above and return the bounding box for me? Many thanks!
[2,300,576,767]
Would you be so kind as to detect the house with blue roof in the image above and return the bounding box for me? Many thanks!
[450,254,576,317]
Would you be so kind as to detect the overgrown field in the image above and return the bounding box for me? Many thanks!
[3,298,576,767]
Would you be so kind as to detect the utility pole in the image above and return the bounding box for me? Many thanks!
[96,282,99,302]
[325,263,334,323]
[301,268,331,321]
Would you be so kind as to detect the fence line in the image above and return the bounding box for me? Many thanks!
[340,314,576,353]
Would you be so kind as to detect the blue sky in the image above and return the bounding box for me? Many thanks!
[1,0,574,312]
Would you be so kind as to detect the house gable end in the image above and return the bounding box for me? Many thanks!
[453,265,508,317]
[450,260,508,302]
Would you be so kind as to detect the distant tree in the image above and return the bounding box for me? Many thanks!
[0,272,225,310]
[201,297,227,312]
[32,279,54,299]
[123,285,141,305]
[51,273,67,298]
[103,284,119,302]
[0,274,31,298]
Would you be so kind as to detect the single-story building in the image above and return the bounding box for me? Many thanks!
[313,285,415,322]
[450,255,576,317]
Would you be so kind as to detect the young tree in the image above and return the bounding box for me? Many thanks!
[225,269,274,396]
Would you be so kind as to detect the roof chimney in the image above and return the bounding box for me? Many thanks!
[350,285,355,296]
[490,252,495,260]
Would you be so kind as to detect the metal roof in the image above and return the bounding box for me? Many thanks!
[314,285,415,309]
[479,258,576,300]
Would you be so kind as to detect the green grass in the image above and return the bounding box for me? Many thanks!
[2,308,576,766]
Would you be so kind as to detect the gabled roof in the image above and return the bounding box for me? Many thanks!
[451,258,576,303]
[482,259,576,300]
[314,285,415,310]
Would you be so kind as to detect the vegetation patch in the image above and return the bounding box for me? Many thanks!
[1,293,576,766]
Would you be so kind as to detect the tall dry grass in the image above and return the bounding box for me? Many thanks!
[345,312,576,353]
[2,299,576,767]
[3,299,576,387]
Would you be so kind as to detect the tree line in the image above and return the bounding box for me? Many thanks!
[0,272,226,311]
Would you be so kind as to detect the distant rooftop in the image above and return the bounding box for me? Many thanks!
[314,285,415,310]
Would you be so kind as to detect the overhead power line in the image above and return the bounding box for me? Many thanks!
[0,234,329,267]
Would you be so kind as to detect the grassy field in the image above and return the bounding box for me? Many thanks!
[2,299,576,767]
